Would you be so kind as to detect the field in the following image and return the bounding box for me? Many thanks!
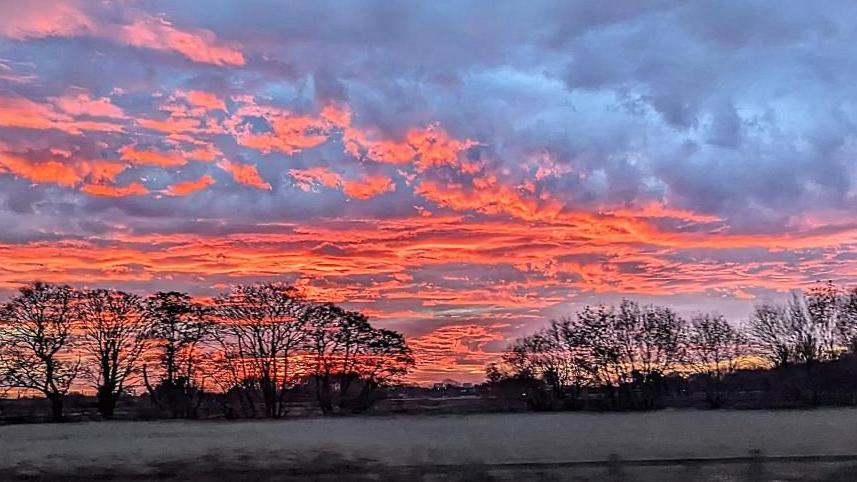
[2,409,857,480]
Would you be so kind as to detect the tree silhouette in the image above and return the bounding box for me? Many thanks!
[142,291,211,417]
[303,303,349,415]
[748,303,794,368]
[303,303,415,413]
[574,300,686,409]
[838,287,857,353]
[211,282,309,418]
[0,283,80,421]
[78,289,150,418]
[686,312,748,408]
[341,326,413,411]
[491,300,686,410]
[144,291,211,387]
[749,284,840,369]
[488,319,589,409]
[794,281,839,364]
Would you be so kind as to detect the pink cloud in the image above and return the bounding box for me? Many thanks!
[230,101,330,155]
[341,174,395,200]
[166,175,215,196]
[0,94,123,134]
[81,181,149,197]
[0,3,244,66]
[118,16,244,66]
[53,92,125,119]
[182,90,227,111]
[290,167,342,191]
[119,146,187,168]
[290,167,395,200]
[0,1,94,40]
[0,151,125,188]
[218,160,271,190]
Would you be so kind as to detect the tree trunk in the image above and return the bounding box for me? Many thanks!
[316,376,334,415]
[48,394,64,422]
[261,378,277,418]
[353,380,377,413]
[97,388,117,418]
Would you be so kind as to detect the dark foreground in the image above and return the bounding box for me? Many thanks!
[6,456,857,481]
[2,409,857,480]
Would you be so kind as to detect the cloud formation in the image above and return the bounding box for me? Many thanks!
[2,0,857,382]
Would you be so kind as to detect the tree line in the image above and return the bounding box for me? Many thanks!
[487,281,857,410]
[0,282,414,421]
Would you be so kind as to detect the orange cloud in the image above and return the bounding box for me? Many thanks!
[408,323,508,383]
[290,167,395,200]
[53,92,125,118]
[0,152,125,187]
[1,3,95,40]
[407,126,480,172]
[119,17,244,66]
[185,144,221,162]
[343,125,478,173]
[182,90,227,111]
[320,102,352,128]
[226,99,479,183]
[0,94,123,134]
[236,113,329,155]
[137,115,201,134]
[218,160,271,190]
[2,5,244,66]
[341,174,395,200]
[290,167,342,191]
[119,146,186,167]
[167,175,215,196]
[80,181,149,197]
[0,154,79,187]
[86,162,127,184]
[416,175,564,222]
[343,128,417,164]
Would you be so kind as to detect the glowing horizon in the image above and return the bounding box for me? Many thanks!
[2,1,857,383]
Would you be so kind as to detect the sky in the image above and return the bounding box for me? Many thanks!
[2,1,857,383]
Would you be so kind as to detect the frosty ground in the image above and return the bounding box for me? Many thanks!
[2,409,857,480]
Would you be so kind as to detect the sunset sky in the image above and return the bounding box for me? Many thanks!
[2,1,857,382]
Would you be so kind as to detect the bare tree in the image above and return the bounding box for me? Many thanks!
[303,304,413,413]
[749,284,842,368]
[144,292,210,386]
[487,320,589,410]
[584,302,684,377]
[303,303,349,415]
[330,310,376,408]
[573,300,686,409]
[142,291,211,417]
[748,303,794,368]
[686,313,748,408]
[211,283,308,418]
[493,319,590,403]
[791,282,839,364]
[838,286,857,354]
[749,284,839,369]
[490,301,685,410]
[77,289,151,418]
[339,322,413,411]
[0,283,80,421]
[358,328,414,388]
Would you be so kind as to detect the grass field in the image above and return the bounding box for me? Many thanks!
[2,408,857,480]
